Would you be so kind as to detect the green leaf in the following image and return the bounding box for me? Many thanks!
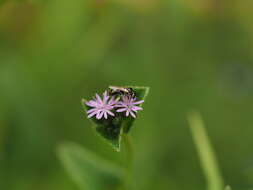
[224,185,231,190]
[187,111,224,190]
[57,142,125,190]
[82,86,149,152]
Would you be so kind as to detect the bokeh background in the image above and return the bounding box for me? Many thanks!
[1,0,253,189]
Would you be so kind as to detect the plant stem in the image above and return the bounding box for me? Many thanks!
[122,134,133,169]
[122,134,135,190]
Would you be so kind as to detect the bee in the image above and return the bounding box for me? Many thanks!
[108,86,135,98]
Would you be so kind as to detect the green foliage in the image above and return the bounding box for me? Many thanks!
[224,185,231,190]
[187,111,224,190]
[82,86,149,152]
[57,142,125,190]
[1,0,252,189]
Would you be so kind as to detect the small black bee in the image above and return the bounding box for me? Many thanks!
[108,86,135,98]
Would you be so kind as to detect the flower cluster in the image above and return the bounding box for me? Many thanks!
[85,91,144,119]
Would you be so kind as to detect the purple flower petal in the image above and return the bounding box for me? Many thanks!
[130,111,136,118]
[96,111,103,119]
[87,108,97,114]
[108,97,117,105]
[103,91,109,104]
[122,96,129,102]
[132,106,143,111]
[86,100,97,107]
[104,112,108,119]
[106,110,115,116]
[132,100,144,105]
[88,111,98,118]
[116,108,128,112]
[114,103,123,107]
[95,94,103,104]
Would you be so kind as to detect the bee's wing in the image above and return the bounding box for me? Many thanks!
[109,86,125,91]
[108,86,119,90]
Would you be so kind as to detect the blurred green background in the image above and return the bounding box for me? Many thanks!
[1,0,253,189]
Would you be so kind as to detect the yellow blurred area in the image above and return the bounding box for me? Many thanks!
[113,0,160,12]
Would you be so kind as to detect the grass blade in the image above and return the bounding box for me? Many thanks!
[187,111,224,190]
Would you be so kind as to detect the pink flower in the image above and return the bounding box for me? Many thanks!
[86,91,117,119]
[115,95,144,118]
